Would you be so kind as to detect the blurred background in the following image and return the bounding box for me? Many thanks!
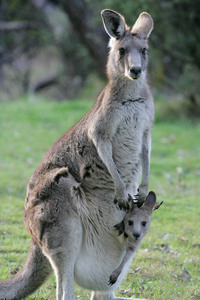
[0,0,199,118]
[0,2,200,298]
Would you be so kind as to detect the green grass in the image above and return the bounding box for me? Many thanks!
[0,97,200,299]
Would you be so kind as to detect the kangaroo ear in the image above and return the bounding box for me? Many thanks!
[101,9,126,39]
[131,12,153,39]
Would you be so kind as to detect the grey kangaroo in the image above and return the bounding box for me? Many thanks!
[0,9,155,300]
[109,191,163,286]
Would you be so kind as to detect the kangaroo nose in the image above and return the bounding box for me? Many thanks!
[130,66,141,76]
[133,233,140,240]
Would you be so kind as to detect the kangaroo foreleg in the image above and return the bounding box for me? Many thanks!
[95,139,130,210]
[135,130,151,203]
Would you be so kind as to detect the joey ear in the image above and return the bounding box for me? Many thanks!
[131,12,153,39]
[143,191,157,211]
[101,9,126,38]
[153,201,163,211]
[144,191,163,212]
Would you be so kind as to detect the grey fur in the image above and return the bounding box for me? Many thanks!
[0,9,154,300]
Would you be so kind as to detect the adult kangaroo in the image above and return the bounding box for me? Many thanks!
[0,9,154,300]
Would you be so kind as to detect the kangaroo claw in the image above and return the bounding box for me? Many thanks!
[114,197,130,211]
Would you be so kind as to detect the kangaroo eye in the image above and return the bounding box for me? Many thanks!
[142,221,147,227]
[142,48,147,56]
[119,48,125,56]
[128,220,133,226]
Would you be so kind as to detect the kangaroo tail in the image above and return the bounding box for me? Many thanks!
[0,239,52,299]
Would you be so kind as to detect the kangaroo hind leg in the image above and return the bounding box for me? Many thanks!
[42,204,82,300]
[25,167,83,300]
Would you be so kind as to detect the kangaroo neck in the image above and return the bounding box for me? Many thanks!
[107,73,147,102]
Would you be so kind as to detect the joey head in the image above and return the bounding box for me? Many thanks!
[109,191,163,285]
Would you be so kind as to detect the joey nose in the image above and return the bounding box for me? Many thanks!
[130,66,141,77]
[133,233,140,240]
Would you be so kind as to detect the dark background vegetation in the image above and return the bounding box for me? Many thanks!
[0,0,199,116]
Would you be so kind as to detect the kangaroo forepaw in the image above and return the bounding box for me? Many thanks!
[114,198,130,210]
[114,193,133,210]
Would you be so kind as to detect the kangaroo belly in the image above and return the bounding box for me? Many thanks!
[74,231,127,291]
[74,242,117,290]
[73,196,127,291]
[74,231,135,292]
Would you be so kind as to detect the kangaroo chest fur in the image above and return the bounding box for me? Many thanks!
[112,98,151,182]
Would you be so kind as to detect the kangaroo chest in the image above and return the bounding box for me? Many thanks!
[112,99,150,165]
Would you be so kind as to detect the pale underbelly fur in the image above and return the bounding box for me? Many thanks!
[74,224,132,291]
[74,107,146,291]
[73,193,132,292]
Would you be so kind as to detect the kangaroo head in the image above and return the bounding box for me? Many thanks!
[101,9,153,80]
[115,192,162,241]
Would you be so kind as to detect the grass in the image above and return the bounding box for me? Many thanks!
[0,97,200,300]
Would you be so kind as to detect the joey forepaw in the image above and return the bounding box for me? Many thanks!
[108,272,118,285]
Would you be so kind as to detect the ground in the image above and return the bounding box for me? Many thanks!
[0,98,199,299]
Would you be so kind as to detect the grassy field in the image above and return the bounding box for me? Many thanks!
[0,98,200,300]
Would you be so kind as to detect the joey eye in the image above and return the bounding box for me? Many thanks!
[128,220,133,226]
[142,221,147,227]
[142,48,147,56]
[119,48,125,56]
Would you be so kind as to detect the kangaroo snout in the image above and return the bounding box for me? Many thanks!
[129,66,142,79]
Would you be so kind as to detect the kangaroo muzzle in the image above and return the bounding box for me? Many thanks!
[129,66,142,79]
[125,65,142,80]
